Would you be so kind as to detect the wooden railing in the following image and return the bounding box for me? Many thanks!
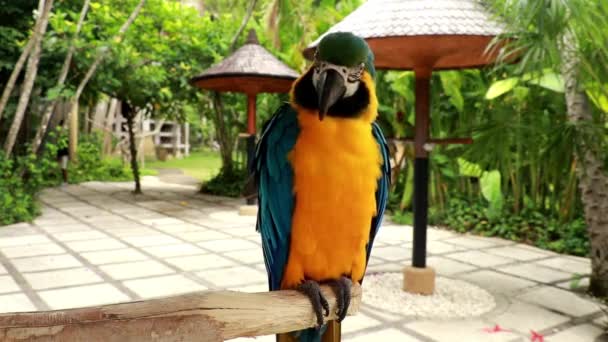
[0,285,361,342]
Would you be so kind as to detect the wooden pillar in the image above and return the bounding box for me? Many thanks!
[412,68,431,267]
[246,94,257,205]
[247,93,256,135]
[68,100,78,160]
[184,122,190,156]
[403,67,436,295]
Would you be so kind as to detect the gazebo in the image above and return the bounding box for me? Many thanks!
[191,29,299,205]
[304,0,505,294]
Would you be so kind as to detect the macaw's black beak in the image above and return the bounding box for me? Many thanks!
[317,69,346,121]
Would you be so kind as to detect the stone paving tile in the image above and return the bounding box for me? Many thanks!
[52,230,109,242]
[228,283,268,292]
[123,274,207,298]
[487,245,548,261]
[141,243,205,258]
[426,256,477,276]
[198,266,267,288]
[223,249,265,264]
[535,257,590,275]
[99,260,174,280]
[443,235,499,249]
[154,224,207,234]
[100,229,154,240]
[179,230,233,242]
[341,312,383,334]
[120,234,182,247]
[485,300,569,334]
[23,268,103,290]
[426,227,457,240]
[407,319,521,341]
[459,270,536,294]
[0,275,20,294]
[166,254,238,271]
[198,239,259,253]
[0,243,66,258]
[518,286,602,317]
[374,225,412,243]
[0,223,39,237]
[10,254,82,272]
[225,227,260,238]
[427,240,467,254]
[446,250,515,268]
[346,328,423,341]
[0,293,36,312]
[500,263,571,283]
[38,283,130,310]
[548,324,605,342]
[371,246,411,262]
[140,217,187,227]
[64,238,128,252]
[81,248,149,265]
[38,224,93,234]
[0,235,52,248]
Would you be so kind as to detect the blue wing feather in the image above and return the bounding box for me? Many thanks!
[365,122,391,274]
[254,103,299,291]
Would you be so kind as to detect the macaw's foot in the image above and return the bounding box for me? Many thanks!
[297,280,330,329]
[328,276,352,323]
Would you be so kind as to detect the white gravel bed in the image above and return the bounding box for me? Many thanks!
[363,272,496,318]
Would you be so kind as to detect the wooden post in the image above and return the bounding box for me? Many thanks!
[0,285,361,342]
[247,93,256,135]
[68,100,78,161]
[412,67,431,268]
[184,122,190,156]
[246,94,257,205]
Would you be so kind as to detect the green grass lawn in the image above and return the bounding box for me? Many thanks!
[144,149,221,181]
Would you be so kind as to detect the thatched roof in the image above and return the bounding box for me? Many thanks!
[191,30,299,94]
[304,0,507,70]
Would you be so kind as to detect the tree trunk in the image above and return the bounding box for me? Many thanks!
[3,0,53,156]
[561,35,608,297]
[123,102,142,194]
[68,0,147,160]
[211,92,234,172]
[0,0,45,123]
[103,98,119,155]
[31,0,90,154]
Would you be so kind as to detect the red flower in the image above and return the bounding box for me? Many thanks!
[530,330,544,342]
[483,324,509,333]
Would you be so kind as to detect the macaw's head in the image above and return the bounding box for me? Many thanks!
[292,32,376,121]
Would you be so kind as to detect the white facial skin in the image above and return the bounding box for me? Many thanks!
[312,61,365,98]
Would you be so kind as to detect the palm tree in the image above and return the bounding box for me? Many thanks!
[491,0,608,297]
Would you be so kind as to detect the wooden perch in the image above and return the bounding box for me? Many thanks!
[0,284,361,342]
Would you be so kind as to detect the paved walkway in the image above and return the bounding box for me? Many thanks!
[0,177,605,341]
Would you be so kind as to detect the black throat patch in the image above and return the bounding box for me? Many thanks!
[293,69,370,118]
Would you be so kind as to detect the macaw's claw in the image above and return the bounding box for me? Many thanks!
[297,280,330,329]
[328,276,352,323]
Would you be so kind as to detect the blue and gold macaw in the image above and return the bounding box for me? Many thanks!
[253,32,390,342]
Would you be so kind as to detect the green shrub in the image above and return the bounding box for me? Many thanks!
[1,131,132,225]
[0,153,47,225]
[391,195,589,257]
[200,167,248,197]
